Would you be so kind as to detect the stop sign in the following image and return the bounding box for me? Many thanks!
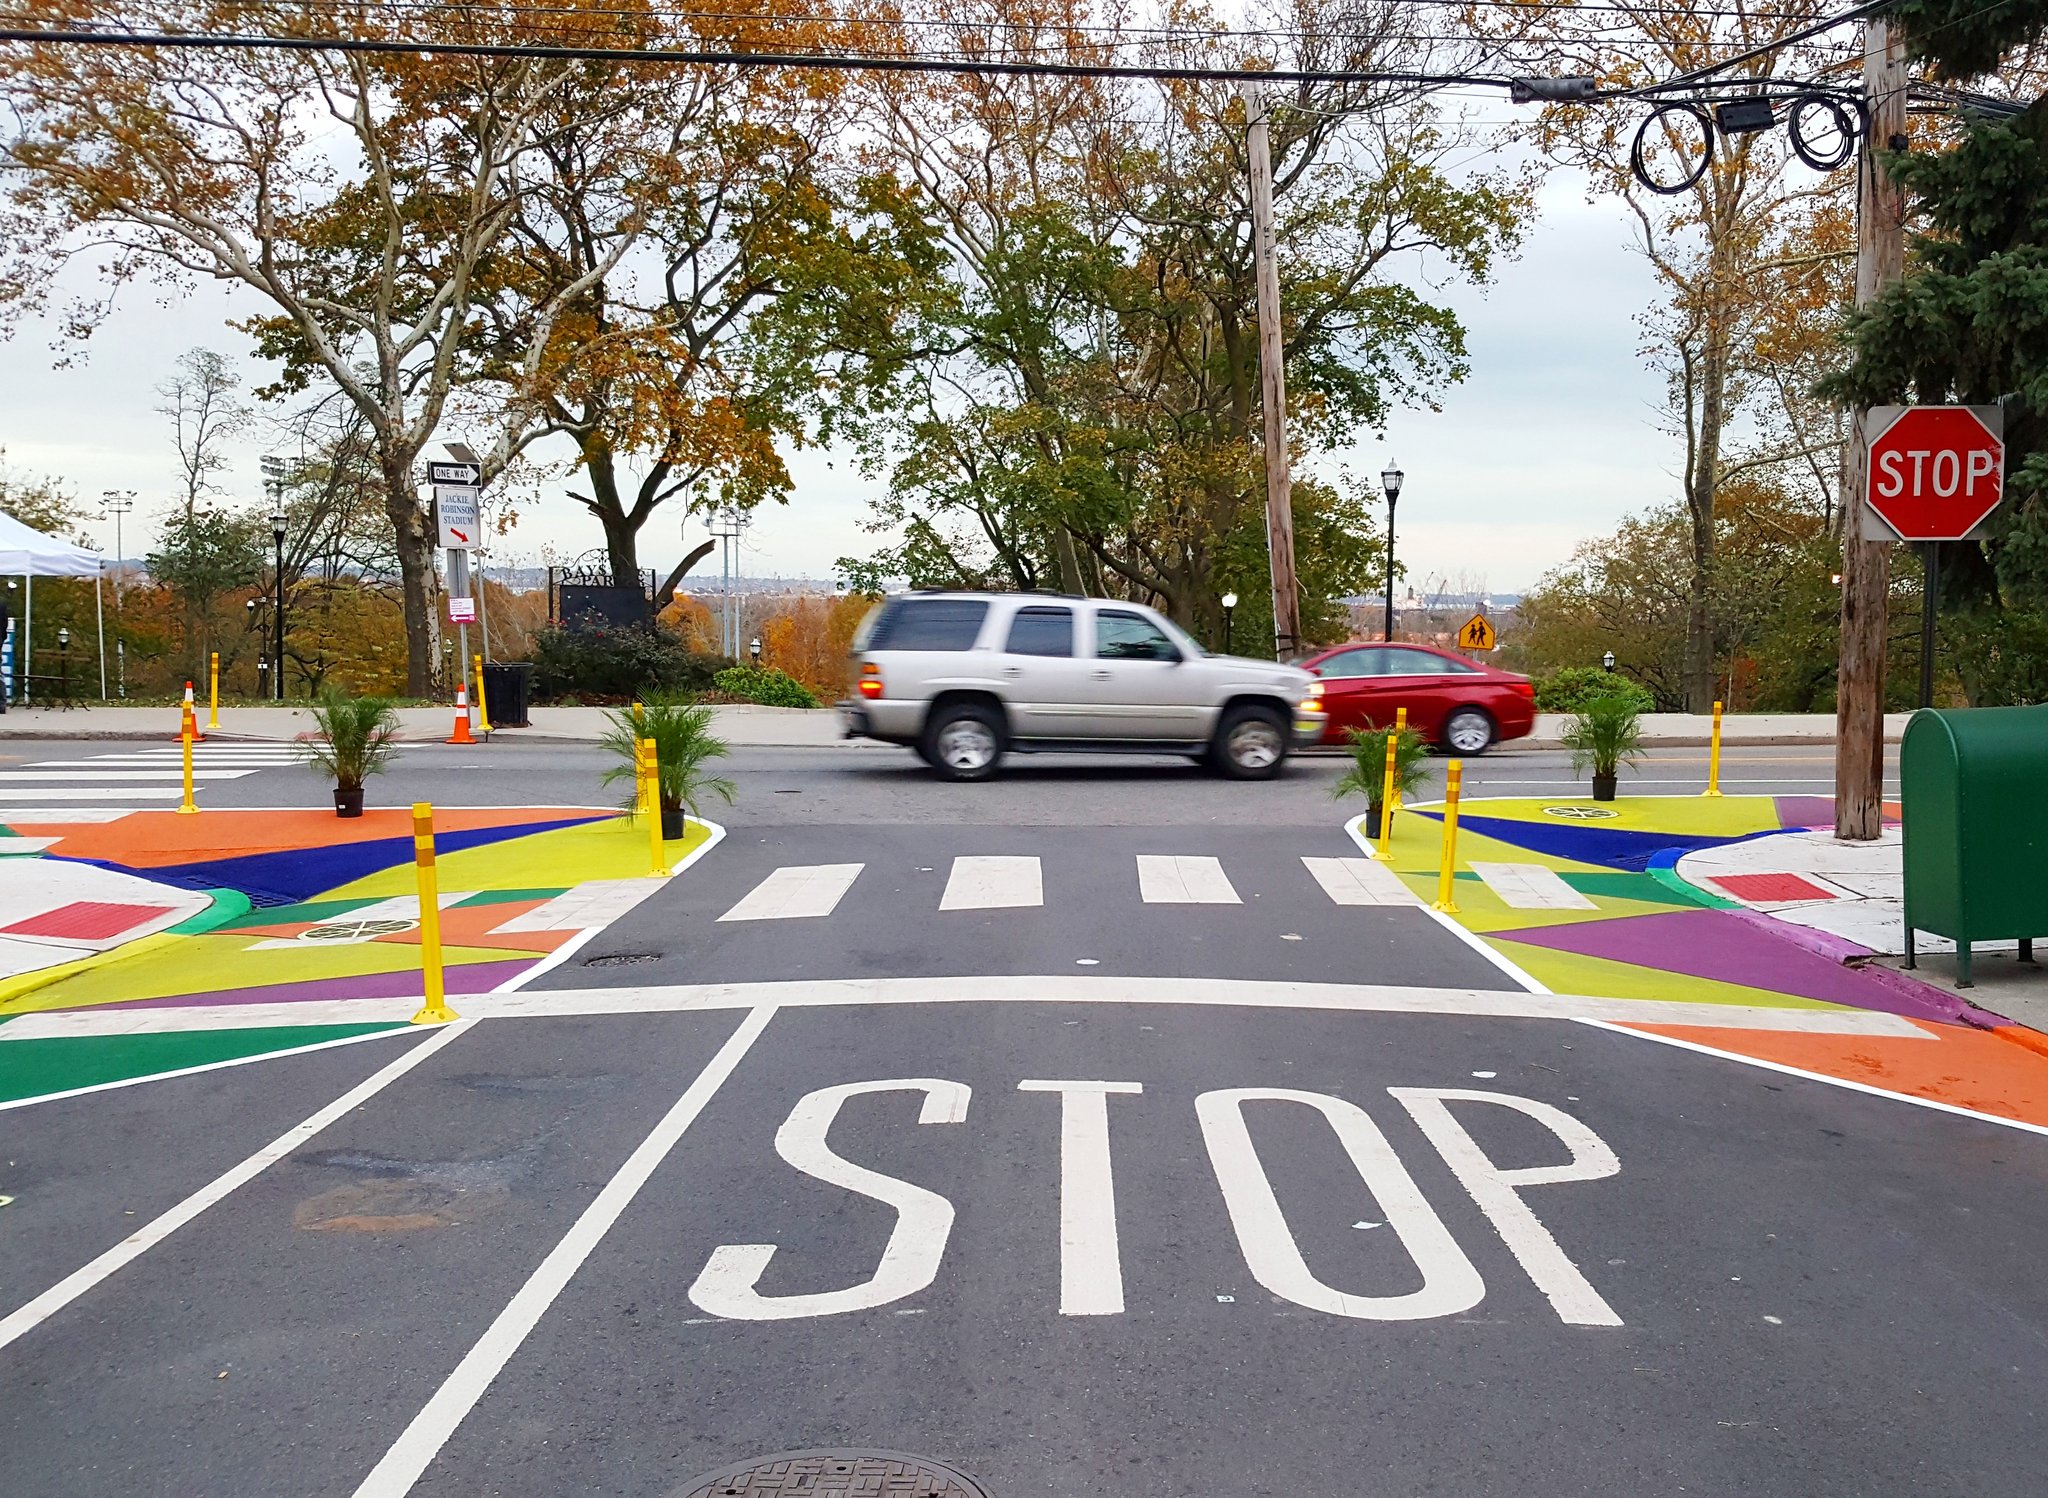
[1865,405,2004,541]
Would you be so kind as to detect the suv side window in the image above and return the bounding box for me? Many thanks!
[1095,610,1180,662]
[1004,605,1074,657]
[865,598,991,651]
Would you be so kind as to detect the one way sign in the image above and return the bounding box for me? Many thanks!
[428,460,481,486]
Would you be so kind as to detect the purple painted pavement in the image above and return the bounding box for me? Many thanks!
[89,958,534,1010]
[1771,795,1901,830]
[1492,908,1974,1026]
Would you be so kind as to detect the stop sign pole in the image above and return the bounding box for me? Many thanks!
[1862,404,2005,709]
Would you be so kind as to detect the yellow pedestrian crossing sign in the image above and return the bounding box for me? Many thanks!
[1457,613,1497,651]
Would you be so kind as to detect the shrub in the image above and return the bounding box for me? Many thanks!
[1562,695,1647,778]
[530,624,727,701]
[1332,723,1431,810]
[1533,666,1655,715]
[713,663,821,709]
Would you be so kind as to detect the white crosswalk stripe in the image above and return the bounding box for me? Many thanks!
[940,856,1044,911]
[0,743,300,817]
[1135,854,1239,904]
[717,864,865,921]
[1300,856,1421,906]
[1470,862,1597,911]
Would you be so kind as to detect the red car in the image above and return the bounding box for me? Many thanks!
[1298,641,1536,754]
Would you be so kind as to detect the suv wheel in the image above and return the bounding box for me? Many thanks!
[1443,707,1494,756]
[1212,705,1287,780]
[924,702,1004,781]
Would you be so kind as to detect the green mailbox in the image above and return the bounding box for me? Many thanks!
[1901,703,2048,986]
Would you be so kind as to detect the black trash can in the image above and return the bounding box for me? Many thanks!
[481,662,533,728]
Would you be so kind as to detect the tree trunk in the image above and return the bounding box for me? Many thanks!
[1054,525,1085,595]
[383,456,440,698]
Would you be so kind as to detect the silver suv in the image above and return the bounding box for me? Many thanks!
[838,591,1327,780]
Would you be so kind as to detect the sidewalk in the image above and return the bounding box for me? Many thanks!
[0,703,1910,748]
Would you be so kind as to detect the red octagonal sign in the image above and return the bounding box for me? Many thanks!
[1866,405,2005,541]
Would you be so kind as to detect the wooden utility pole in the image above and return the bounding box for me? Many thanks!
[1834,17,1908,841]
[1243,84,1302,658]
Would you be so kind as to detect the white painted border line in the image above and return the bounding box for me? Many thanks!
[1584,1019,2048,1141]
[1342,814,1554,994]
[351,1004,776,1496]
[0,1025,416,1114]
[0,1020,474,1353]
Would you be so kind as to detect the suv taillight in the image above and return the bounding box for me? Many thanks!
[858,662,884,699]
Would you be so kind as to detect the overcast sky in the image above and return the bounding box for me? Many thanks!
[0,169,1670,598]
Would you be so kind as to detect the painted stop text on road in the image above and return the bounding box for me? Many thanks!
[685,1077,1624,1328]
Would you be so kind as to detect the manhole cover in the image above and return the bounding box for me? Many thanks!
[582,951,661,968]
[670,1449,991,1498]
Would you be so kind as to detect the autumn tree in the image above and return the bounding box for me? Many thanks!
[0,4,649,693]
[1498,5,1863,708]
[847,0,1525,650]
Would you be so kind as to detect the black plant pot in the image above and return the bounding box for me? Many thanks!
[334,785,365,818]
[660,804,685,841]
[1364,804,1384,838]
[1591,772,1618,802]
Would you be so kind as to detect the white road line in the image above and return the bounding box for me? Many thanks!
[1469,862,1598,911]
[0,786,187,800]
[940,855,1043,911]
[716,863,864,921]
[1136,854,1239,904]
[8,976,1927,1039]
[0,770,257,781]
[351,1006,776,1496]
[1301,856,1420,906]
[0,1021,473,1354]
[0,809,136,823]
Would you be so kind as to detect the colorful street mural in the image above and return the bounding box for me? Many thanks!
[0,807,712,1106]
[1366,794,2048,1132]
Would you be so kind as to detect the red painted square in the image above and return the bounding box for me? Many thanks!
[1709,873,1838,903]
[1,901,178,940]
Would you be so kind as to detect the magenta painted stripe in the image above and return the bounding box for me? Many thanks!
[96,959,534,1010]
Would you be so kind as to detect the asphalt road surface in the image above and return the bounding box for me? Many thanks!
[8,736,2040,1498]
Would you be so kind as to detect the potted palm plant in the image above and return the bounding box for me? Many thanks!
[1333,722,1430,838]
[1562,694,1645,802]
[299,692,401,817]
[600,693,735,838]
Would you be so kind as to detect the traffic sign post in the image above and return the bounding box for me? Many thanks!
[431,451,484,734]
[1863,406,2005,708]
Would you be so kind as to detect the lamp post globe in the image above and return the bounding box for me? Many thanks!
[1380,463,1404,643]
[1220,592,1238,655]
[1603,650,1616,671]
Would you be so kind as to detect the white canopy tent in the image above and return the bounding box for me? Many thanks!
[0,512,107,701]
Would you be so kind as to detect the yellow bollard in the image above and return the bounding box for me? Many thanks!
[640,735,667,876]
[1703,698,1725,798]
[1377,723,1399,858]
[473,653,492,734]
[1433,760,1464,913]
[409,803,458,1024]
[176,706,198,815]
[208,652,219,730]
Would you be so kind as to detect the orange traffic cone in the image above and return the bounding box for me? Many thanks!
[447,678,477,745]
[176,680,205,742]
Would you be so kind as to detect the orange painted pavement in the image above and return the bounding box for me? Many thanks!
[11,806,604,866]
[1624,1019,2048,1131]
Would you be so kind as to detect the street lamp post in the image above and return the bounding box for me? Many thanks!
[1603,650,1616,672]
[1381,463,1404,642]
[56,626,68,701]
[749,636,762,664]
[1221,592,1238,655]
[101,490,133,605]
[269,508,286,701]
